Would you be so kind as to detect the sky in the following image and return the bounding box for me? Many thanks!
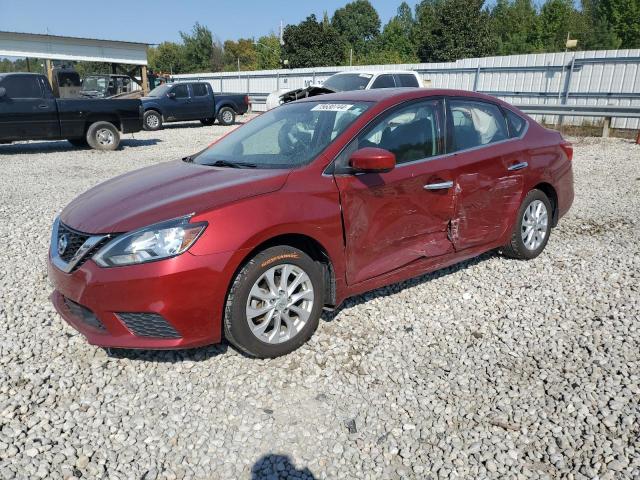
[0,0,408,45]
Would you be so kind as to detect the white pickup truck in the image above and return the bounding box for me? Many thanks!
[265,70,423,110]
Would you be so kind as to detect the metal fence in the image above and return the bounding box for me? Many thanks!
[172,49,640,129]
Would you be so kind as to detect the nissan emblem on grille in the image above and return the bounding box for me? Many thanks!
[58,234,69,256]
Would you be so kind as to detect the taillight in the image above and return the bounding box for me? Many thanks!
[560,141,573,161]
[244,95,249,105]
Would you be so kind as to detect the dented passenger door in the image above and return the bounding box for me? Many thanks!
[333,99,456,285]
[446,98,526,250]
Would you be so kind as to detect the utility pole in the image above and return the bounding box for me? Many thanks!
[349,49,353,66]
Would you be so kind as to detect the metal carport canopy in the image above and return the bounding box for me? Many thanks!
[0,31,148,65]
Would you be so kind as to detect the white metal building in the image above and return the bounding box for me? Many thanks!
[173,49,640,129]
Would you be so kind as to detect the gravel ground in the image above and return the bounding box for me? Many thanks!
[0,121,639,480]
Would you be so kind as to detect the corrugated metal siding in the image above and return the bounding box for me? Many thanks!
[173,49,640,128]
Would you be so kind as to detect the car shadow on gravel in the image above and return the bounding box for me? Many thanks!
[161,119,250,130]
[251,454,316,479]
[321,251,497,322]
[104,342,229,363]
[0,138,161,155]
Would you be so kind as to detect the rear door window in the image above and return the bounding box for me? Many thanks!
[371,74,396,89]
[1,76,42,98]
[448,99,509,152]
[505,109,527,138]
[396,74,420,87]
[192,83,209,97]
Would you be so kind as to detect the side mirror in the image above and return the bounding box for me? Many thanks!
[349,147,396,173]
[167,92,176,99]
[0,87,6,99]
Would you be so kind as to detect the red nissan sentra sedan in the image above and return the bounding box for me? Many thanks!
[48,88,574,358]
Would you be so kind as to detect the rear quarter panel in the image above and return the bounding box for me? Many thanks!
[521,123,574,223]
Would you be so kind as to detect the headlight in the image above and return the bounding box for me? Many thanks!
[93,216,207,267]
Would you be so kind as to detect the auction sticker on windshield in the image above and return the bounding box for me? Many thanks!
[311,103,354,112]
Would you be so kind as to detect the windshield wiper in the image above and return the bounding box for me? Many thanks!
[182,155,193,162]
[205,160,257,168]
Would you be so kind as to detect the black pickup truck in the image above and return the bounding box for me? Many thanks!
[0,73,143,151]
[141,82,250,130]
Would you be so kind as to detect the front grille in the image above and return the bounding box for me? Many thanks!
[117,312,181,339]
[63,297,105,331]
[57,223,91,262]
[55,222,113,272]
[75,237,110,270]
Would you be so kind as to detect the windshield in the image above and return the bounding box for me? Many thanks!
[81,76,107,93]
[322,73,372,92]
[193,101,371,169]
[147,84,171,97]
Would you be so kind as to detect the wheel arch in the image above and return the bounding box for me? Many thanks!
[228,233,337,308]
[84,115,120,133]
[533,182,558,227]
[144,107,163,119]
[216,103,237,114]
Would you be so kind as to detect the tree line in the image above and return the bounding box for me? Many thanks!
[2,0,638,75]
[148,0,638,73]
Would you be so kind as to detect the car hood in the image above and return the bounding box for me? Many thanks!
[61,160,290,234]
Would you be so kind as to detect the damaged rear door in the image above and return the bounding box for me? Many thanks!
[333,98,456,285]
[446,98,526,250]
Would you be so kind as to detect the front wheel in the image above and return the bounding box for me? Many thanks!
[217,107,236,126]
[86,122,120,151]
[143,110,162,131]
[224,246,324,358]
[502,189,552,260]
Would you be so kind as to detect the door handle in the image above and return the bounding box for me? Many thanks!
[424,180,454,190]
[508,162,528,171]
[38,104,49,109]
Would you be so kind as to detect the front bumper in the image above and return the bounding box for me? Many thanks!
[48,250,237,349]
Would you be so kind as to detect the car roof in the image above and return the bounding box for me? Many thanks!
[332,71,418,76]
[295,87,509,106]
[0,72,43,78]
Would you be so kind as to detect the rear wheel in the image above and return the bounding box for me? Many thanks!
[143,110,162,131]
[217,107,236,126]
[502,189,552,260]
[86,122,120,151]
[224,246,324,358]
[200,118,215,126]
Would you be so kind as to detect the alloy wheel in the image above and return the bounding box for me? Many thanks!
[245,264,314,344]
[521,199,548,250]
[96,128,115,146]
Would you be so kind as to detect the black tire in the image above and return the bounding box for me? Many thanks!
[217,107,236,126]
[200,118,215,126]
[224,246,325,358]
[143,110,163,131]
[502,189,553,260]
[86,121,120,151]
[67,138,89,148]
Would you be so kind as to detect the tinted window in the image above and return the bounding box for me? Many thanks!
[171,84,189,98]
[371,74,396,89]
[397,74,419,87]
[193,101,371,169]
[340,99,444,166]
[322,73,372,92]
[1,76,42,98]
[192,83,208,97]
[505,109,526,137]
[449,100,509,152]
